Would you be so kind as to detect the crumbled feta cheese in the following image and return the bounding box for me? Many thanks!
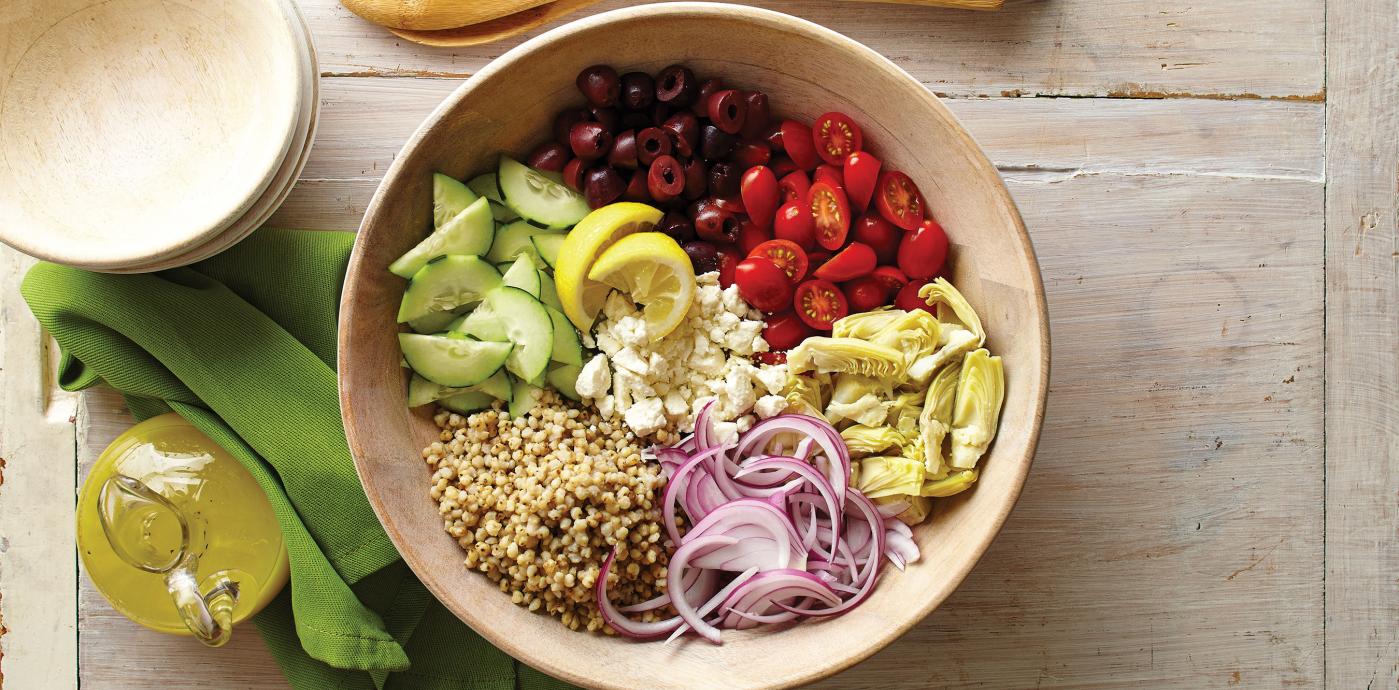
[753,364,789,395]
[711,420,740,445]
[576,354,611,399]
[754,395,788,419]
[612,347,649,375]
[624,398,667,437]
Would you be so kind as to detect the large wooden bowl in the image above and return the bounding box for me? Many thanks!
[340,4,1049,688]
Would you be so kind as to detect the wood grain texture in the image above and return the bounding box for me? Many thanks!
[302,0,1324,99]
[1323,0,1399,686]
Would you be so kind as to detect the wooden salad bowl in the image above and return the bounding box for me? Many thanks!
[339,4,1050,688]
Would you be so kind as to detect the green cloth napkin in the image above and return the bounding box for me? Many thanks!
[21,229,571,690]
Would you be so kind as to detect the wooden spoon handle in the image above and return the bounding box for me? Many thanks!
[342,0,555,31]
[839,0,1002,9]
[388,0,601,47]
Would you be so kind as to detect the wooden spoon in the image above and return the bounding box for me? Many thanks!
[342,0,554,31]
[381,0,1002,48]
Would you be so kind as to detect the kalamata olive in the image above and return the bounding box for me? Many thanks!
[739,91,771,140]
[655,65,698,107]
[706,89,746,135]
[659,211,696,242]
[569,121,613,160]
[584,166,625,208]
[663,111,700,158]
[576,65,620,107]
[554,108,589,146]
[635,127,672,166]
[692,78,725,116]
[609,129,638,169]
[683,241,720,273]
[620,111,651,130]
[730,139,772,169]
[588,106,620,134]
[647,155,685,202]
[708,161,741,198]
[700,125,737,161]
[527,141,570,173]
[623,168,651,203]
[620,71,655,111]
[563,158,588,192]
[682,158,707,200]
[692,199,741,244]
[649,101,672,126]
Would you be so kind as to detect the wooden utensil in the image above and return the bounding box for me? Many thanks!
[339,4,1047,689]
[342,0,554,31]
[377,0,1002,48]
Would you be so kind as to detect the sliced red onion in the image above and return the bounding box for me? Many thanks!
[668,535,740,643]
[718,569,842,630]
[597,550,685,639]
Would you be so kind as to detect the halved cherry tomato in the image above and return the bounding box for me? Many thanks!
[794,279,849,330]
[773,200,816,250]
[730,140,771,169]
[781,120,820,170]
[895,280,935,314]
[762,311,814,350]
[852,213,901,264]
[842,276,887,313]
[740,166,780,230]
[808,250,832,265]
[716,246,739,288]
[872,265,909,298]
[749,239,809,284]
[769,154,797,178]
[814,242,876,282]
[753,351,788,365]
[814,164,843,190]
[812,112,863,165]
[843,151,881,211]
[807,181,851,251]
[779,170,811,203]
[897,217,949,279]
[875,170,926,231]
[735,256,793,313]
[738,220,770,256]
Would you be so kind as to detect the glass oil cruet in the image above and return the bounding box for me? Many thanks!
[76,413,289,646]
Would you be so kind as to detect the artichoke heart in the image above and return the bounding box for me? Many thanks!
[907,327,979,384]
[949,349,1005,470]
[888,389,924,437]
[826,393,891,427]
[840,424,906,457]
[921,469,978,497]
[832,308,903,339]
[919,278,985,347]
[875,494,934,526]
[783,373,827,418]
[855,454,926,499]
[918,361,961,475]
[787,337,906,380]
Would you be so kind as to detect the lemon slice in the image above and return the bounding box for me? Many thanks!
[587,232,696,340]
[554,202,664,331]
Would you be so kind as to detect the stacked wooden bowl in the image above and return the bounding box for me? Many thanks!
[0,0,319,273]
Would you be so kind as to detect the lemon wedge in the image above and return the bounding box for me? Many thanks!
[587,232,696,340]
[554,202,663,331]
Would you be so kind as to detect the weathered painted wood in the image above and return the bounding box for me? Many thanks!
[1323,0,1399,686]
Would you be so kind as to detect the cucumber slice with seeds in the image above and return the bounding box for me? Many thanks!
[487,220,564,265]
[398,334,512,387]
[407,370,512,407]
[397,255,503,322]
[547,364,582,402]
[456,287,553,381]
[532,233,564,268]
[406,309,460,334]
[390,197,494,279]
[490,202,520,223]
[439,391,494,415]
[537,271,562,311]
[433,173,478,228]
[501,254,542,298]
[497,157,589,229]
[467,173,503,203]
[545,306,582,366]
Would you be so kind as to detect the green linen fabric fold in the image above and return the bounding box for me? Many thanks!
[20,228,566,690]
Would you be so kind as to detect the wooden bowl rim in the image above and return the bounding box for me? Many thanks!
[341,3,1050,687]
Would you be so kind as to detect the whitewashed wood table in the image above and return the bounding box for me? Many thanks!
[1,0,1394,687]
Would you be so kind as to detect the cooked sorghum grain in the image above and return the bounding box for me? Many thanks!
[424,389,671,633]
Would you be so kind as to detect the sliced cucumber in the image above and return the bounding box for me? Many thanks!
[389,197,495,279]
[440,391,495,415]
[508,378,541,417]
[547,364,582,402]
[467,173,503,203]
[487,220,563,264]
[456,287,553,381]
[406,309,459,334]
[537,271,563,311]
[433,173,477,229]
[409,369,515,407]
[490,202,520,223]
[501,254,541,298]
[398,333,512,387]
[545,306,582,366]
[497,157,590,229]
[397,255,503,323]
[532,233,565,268]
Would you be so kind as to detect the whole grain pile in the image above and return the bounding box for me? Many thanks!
[425,389,673,632]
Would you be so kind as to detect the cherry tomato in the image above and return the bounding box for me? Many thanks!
[738,220,770,256]
[740,166,780,230]
[812,112,863,165]
[872,265,909,298]
[762,311,814,350]
[807,181,851,251]
[794,279,849,330]
[749,239,809,284]
[814,242,876,282]
[781,120,820,170]
[716,246,739,288]
[842,276,887,313]
[814,164,843,190]
[735,256,794,313]
[875,170,926,231]
[852,213,901,264]
[808,250,832,265]
[897,218,949,279]
[843,151,881,211]
[779,170,811,203]
[730,140,772,169]
[753,351,788,365]
[773,200,816,250]
[769,154,797,178]
[895,280,935,314]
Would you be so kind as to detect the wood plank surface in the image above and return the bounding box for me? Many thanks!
[1323,0,1399,686]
